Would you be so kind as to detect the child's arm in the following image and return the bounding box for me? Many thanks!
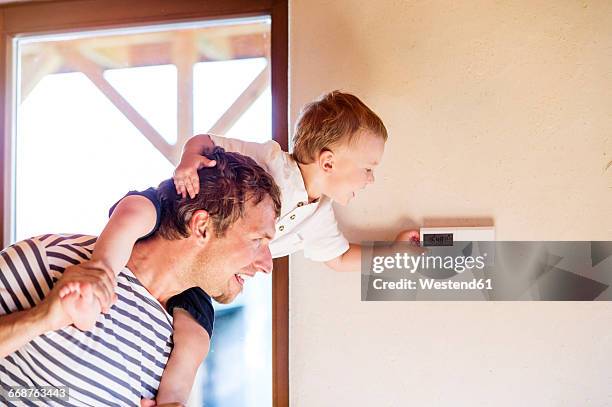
[155,309,210,405]
[90,194,158,274]
[324,243,362,272]
[183,133,216,154]
[174,134,217,199]
[57,194,157,329]
[325,230,422,272]
[174,133,281,199]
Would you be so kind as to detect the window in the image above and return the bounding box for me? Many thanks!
[1,1,288,406]
[14,19,271,241]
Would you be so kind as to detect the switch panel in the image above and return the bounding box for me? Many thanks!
[420,226,495,246]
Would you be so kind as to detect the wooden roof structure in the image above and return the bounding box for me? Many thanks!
[19,20,271,164]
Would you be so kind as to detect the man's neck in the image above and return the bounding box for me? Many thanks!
[297,162,324,203]
[126,236,195,305]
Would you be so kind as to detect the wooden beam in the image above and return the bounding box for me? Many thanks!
[272,255,289,407]
[0,10,7,249]
[20,47,63,101]
[271,0,287,151]
[271,1,289,406]
[78,46,128,70]
[56,44,178,164]
[19,27,269,58]
[1,0,274,35]
[20,33,268,72]
[172,30,197,149]
[209,63,270,134]
[196,35,232,60]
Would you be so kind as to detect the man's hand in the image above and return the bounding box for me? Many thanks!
[173,152,217,199]
[0,257,117,356]
[56,261,117,331]
[37,284,73,333]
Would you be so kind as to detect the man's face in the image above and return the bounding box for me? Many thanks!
[195,196,277,304]
[323,130,385,205]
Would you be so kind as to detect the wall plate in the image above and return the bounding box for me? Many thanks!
[420,226,495,246]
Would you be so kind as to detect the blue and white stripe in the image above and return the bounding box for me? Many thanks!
[0,235,173,406]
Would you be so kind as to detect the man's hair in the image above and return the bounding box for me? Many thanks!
[291,90,388,164]
[156,147,281,240]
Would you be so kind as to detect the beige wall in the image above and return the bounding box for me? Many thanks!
[289,1,612,405]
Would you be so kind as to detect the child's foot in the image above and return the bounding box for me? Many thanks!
[59,282,102,331]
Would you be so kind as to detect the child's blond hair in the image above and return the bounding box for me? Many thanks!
[292,91,388,164]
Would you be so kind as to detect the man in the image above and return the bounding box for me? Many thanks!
[0,149,281,406]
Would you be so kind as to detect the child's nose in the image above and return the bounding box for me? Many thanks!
[367,171,375,184]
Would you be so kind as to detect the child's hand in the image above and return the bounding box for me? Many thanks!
[394,229,421,245]
[173,152,217,199]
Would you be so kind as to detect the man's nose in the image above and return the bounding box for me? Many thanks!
[367,171,375,184]
[254,246,273,274]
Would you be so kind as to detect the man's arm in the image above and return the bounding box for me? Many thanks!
[0,259,116,356]
[0,301,66,357]
[154,309,210,405]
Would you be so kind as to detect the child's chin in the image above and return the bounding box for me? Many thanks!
[336,195,353,206]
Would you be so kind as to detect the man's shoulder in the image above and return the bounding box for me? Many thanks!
[32,234,97,255]
[2,234,93,259]
[16,234,96,269]
[32,233,97,247]
[0,234,94,313]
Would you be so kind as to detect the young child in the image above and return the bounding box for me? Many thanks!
[65,91,418,405]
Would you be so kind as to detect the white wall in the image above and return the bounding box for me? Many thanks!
[289,1,612,405]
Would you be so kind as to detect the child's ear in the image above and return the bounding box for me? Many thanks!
[190,210,210,243]
[319,149,335,173]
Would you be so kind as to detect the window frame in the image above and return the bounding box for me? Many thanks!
[0,0,289,405]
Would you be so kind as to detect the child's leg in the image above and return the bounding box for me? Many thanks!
[58,263,117,331]
[155,309,211,405]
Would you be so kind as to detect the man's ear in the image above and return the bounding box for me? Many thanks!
[189,210,210,243]
[318,149,335,173]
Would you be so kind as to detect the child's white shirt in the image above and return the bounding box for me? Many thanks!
[211,135,350,262]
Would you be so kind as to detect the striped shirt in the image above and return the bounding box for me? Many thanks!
[0,234,173,407]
